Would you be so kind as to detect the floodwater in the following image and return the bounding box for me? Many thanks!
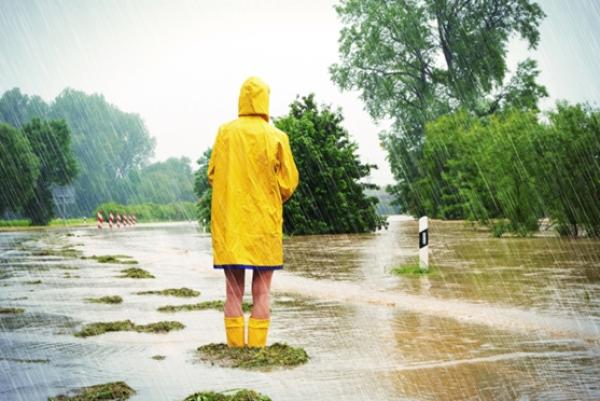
[1,216,599,401]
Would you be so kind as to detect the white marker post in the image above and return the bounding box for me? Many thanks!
[419,216,429,271]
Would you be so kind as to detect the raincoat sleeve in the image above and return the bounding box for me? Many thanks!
[207,131,220,187]
[277,133,299,203]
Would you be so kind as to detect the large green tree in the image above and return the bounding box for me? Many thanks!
[330,0,547,214]
[20,118,78,225]
[275,95,386,234]
[194,148,212,229]
[0,123,39,215]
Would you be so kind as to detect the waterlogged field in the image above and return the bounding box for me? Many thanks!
[0,217,599,400]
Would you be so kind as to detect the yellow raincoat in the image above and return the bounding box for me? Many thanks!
[208,77,299,270]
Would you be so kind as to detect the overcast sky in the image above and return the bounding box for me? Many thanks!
[1,0,599,185]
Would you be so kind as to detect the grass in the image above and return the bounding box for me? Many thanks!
[151,355,166,361]
[0,307,25,314]
[25,279,43,285]
[32,247,81,258]
[391,262,439,277]
[47,381,135,401]
[83,255,138,264]
[74,319,185,337]
[118,268,155,279]
[183,389,271,401]
[196,342,309,369]
[136,287,200,297]
[158,300,252,313]
[0,357,49,364]
[85,296,123,304]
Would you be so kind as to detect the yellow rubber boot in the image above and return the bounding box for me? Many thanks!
[248,317,270,348]
[224,316,245,348]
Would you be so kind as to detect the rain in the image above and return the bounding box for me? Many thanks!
[1,1,599,400]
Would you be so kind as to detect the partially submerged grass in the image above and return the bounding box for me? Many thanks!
[183,389,271,401]
[391,263,439,277]
[85,296,123,304]
[32,247,81,258]
[74,319,184,337]
[0,357,49,364]
[136,287,200,297]
[83,255,138,264]
[196,342,309,369]
[63,272,80,279]
[0,307,25,314]
[158,300,252,313]
[151,355,166,361]
[48,381,135,401]
[118,268,155,279]
[25,279,42,285]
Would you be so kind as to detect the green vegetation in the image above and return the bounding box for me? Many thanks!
[93,201,195,222]
[0,118,78,225]
[196,342,309,369]
[47,381,135,401]
[0,307,25,314]
[118,268,155,279]
[391,263,438,277]
[195,95,387,234]
[136,287,200,297]
[183,390,271,401]
[74,320,185,337]
[158,300,251,313]
[85,296,123,304]
[25,280,42,285]
[0,357,49,364]
[151,355,166,361]
[33,247,81,258]
[84,254,138,264]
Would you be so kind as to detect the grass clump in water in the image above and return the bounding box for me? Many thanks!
[118,268,154,279]
[0,307,25,314]
[183,389,271,401]
[47,381,135,401]
[136,287,200,297]
[151,355,166,360]
[25,279,42,284]
[74,319,185,337]
[158,300,252,313]
[84,255,138,264]
[85,295,123,304]
[391,263,438,277]
[33,247,81,258]
[196,343,309,369]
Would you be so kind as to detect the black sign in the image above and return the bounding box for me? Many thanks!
[419,229,428,248]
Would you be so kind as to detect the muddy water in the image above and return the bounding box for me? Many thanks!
[0,217,599,400]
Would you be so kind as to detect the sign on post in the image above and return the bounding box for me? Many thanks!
[419,216,428,271]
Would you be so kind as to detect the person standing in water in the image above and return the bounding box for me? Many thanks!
[208,76,299,348]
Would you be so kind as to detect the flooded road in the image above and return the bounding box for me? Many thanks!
[1,216,599,400]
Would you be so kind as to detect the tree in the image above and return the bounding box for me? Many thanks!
[0,123,39,214]
[0,88,49,128]
[330,0,546,214]
[193,148,212,229]
[21,118,78,225]
[275,95,386,234]
[126,157,195,204]
[49,88,155,213]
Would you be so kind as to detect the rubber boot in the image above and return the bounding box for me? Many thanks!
[224,316,244,348]
[247,317,270,348]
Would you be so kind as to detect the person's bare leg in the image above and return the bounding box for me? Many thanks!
[224,269,245,317]
[251,270,273,319]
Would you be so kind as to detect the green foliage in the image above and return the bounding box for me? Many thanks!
[126,157,196,204]
[85,296,123,304]
[0,123,39,214]
[0,307,25,314]
[194,148,212,229]
[157,300,251,313]
[419,103,600,237]
[196,342,309,369]
[330,0,547,214]
[93,201,195,222]
[74,320,184,337]
[136,288,200,297]
[183,390,271,401]
[20,118,78,225]
[275,95,386,234]
[118,268,155,279]
[47,381,135,401]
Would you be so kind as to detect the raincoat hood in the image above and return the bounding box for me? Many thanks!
[238,76,270,121]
